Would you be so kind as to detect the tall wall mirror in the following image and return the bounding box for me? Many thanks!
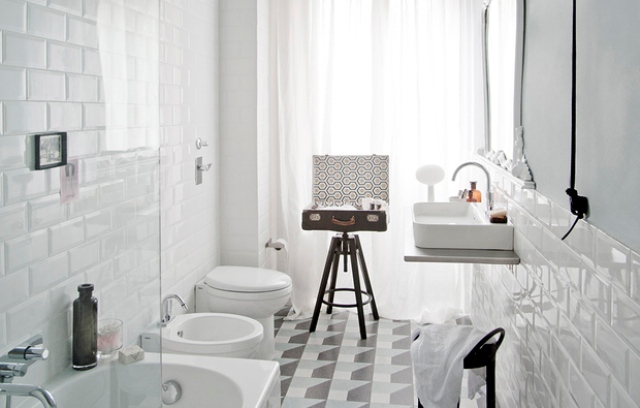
[479,0,534,188]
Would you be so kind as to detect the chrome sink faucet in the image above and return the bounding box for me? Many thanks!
[161,294,188,326]
[0,383,57,408]
[452,161,493,210]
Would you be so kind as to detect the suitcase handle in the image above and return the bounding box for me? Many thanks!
[331,216,356,226]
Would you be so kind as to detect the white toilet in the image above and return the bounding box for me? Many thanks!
[195,266,292,360]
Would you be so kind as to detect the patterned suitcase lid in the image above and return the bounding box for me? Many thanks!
[312,155,389,205]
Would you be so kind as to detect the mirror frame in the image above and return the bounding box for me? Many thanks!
[478,0,535,189]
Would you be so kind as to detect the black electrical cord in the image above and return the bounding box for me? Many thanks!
[562,0,589,241]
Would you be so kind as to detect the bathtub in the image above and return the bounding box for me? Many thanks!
[16,353,280,408]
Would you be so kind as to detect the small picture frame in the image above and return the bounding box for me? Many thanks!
[35,132,67,170]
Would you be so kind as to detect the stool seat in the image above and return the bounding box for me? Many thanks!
[309,232,379,339]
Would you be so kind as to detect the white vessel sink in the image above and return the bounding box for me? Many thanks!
[162,313,263,358]
[412,202,513,250]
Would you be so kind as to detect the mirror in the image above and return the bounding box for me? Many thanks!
[479,0,534,187]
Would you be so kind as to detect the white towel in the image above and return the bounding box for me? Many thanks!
[411,324,487,408]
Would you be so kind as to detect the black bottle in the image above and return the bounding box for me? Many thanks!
[72,283,98,370]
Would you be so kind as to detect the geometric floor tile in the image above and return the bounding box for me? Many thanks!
[274,306,480,408]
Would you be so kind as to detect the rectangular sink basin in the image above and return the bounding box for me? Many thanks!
[413,202,513,250]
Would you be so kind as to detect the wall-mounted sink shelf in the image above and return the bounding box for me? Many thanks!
[404,204,519,265]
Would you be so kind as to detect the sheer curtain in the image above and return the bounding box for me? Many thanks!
[270,0,485,321]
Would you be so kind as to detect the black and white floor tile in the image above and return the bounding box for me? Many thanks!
[274,307,479,408]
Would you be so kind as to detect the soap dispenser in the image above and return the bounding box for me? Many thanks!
[466,190,478,203]
[469,181,482,203]
[72,283,98,370]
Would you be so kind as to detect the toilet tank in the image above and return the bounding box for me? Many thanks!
[195,281,212,313]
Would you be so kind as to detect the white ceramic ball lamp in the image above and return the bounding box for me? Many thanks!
[415,164,445,202]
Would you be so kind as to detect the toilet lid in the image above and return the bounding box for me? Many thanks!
[204,266,292,292]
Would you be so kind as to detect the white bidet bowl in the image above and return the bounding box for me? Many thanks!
[162,313,263,358]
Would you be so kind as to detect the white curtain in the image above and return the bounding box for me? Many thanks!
[270,0,485,321]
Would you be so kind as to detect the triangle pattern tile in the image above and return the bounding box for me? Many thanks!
[312,363,338,379]
[277,358,300,377]
[305,378,333,400]
[346,382,372,402]
[389,384,415,405]
[282,397,326,408]
[390,350,412,365]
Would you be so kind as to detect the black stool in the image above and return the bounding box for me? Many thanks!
[309,232,379,339]
[417,327,505,408]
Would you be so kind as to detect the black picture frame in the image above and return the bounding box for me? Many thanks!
[35,132,67,170]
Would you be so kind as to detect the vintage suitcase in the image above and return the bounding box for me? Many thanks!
[302,155,389,232]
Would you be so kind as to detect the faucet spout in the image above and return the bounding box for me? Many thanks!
[161,294,188,326]
[0,383,57,408]
[451,161,493,210]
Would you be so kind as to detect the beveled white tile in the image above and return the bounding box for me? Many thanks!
[580,341,610,404]
[0,0,26,32]
[83,103,106,128]
[49,0,82,16]
[595,316,627,387]
[81,155,112,186]
[83,49,102,76]
[567,363,597,408]
[100,229,126,260]
[3,167,47,204]
[47,42,83,73]
[28,69,66,101]
[611,288,640,355]
[3,32,46,68]
[5,290,50,343]
[595,231,630,292]
[30,252,69,294]
[631,252,640,304]
[0,66,26,100]
[67,74,99,102]
[49,218,84,255]
[566,220,596,267]
[4,229,49,274]
[67,16,97,48]
[582,265,611,320]
[69,240,100,275]
[0,268,29,313]
[28,191,68,231]
[0,203,27,242]
[85,260,114,289]
[85,209,112,240]
[48,102,83,130]
[0,135,26,170]
[2,101,47,134]
[27,3,65,41]
[68,185,98,217]
[67,130,99,158]
[610,378,636,408]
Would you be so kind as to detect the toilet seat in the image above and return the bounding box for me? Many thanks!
[203,266,291,293]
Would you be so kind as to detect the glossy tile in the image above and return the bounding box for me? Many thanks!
[3,32,46,68]
[28,69,66,101]
[0,66,27,100]
[27,3,65,41]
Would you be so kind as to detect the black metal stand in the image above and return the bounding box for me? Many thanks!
[309,232,379,339]
[416,327,505,408]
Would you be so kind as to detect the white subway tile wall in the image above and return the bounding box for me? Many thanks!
[473,171,640,407]
[159,0,221,302]
[0,0,167,389]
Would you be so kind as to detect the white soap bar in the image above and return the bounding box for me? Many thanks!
[118,345,145,364]
[488,208,507,217]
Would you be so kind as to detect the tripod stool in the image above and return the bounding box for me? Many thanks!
[309,232,379,339]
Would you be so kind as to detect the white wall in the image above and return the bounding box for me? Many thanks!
[159,0,221,306]
[0,0,221,397]
[219,0,275,269]
[523,0,640,253]
[0,0,162,390]
[474,1,640,406]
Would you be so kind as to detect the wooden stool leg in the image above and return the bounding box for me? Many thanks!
[348,236,367,339]
[354,235,379,320]
[310,236,340,333]
[325,236,342,314]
